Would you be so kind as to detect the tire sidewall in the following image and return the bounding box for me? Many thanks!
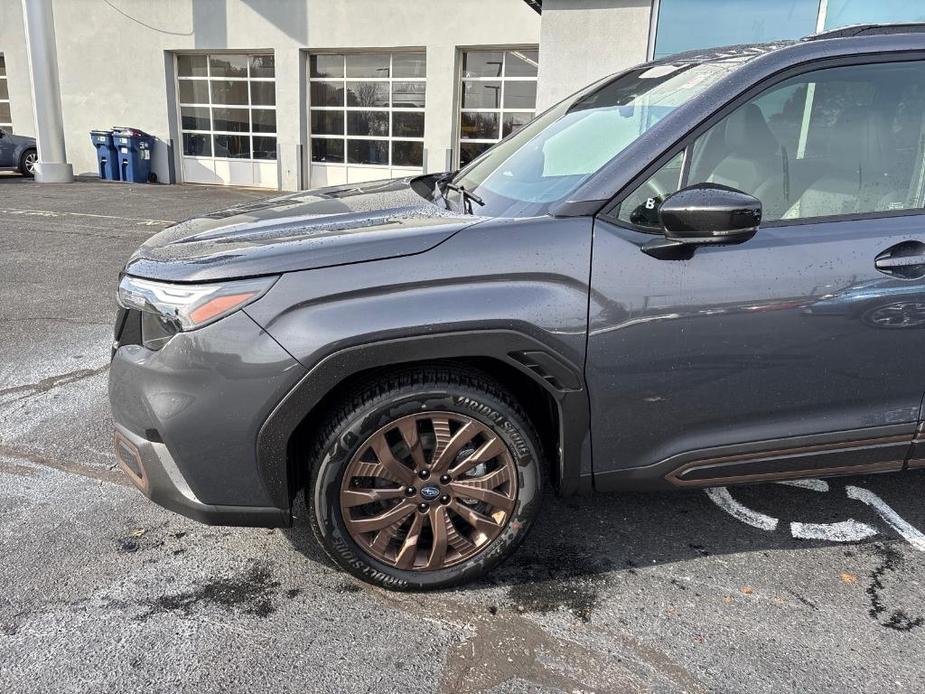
[20,149,36,177]
[312,386,542,590]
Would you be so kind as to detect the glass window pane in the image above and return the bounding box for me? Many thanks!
[617,152,685,230]
[461,112,499,140]
[346,53,390,78]
[209,54,248,78]
[462,81,501,109]
[502,111,533,137]
[212,107,249,132]
[0,101,11,124]
[824,0,925,28]
[346,81,389,107]
[0,55,6,77]
[251,108,277,133]
[459,141,493,167]
[177,54,207,77]
[179,79,210,104]
[250,81,276,106]
[213,134,250,159]
[181,106,210,131]
[0,79,7,101]
[392,111,424,138]
[310,54,344,78]
[347,111,389,136]
[311,109,344,135]
[504,50,539,77]
[463,51,503,78]
[347,139,389,165]
[250,54,275,78]
[654,0,818,59]
[393,53,426,78]
[312,138,344,163]
[503,81,537,109]
[311,81,344,107]
[684,61,925,222]
[211,80,249,105]
[182,132,211,156]
[253,136,277,160]
[392,81,426,108]
[392,141,424,167]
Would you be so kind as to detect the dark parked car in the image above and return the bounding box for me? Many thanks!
[0,128,37,176]
[110,24,925,590]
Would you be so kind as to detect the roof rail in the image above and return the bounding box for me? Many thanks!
[805,22,925,41]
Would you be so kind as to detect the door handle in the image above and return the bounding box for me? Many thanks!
[875,241,925,279]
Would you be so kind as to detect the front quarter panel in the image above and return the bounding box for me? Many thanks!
[244,216,594,491]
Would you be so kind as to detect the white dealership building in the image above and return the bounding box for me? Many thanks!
[1,0,922,190]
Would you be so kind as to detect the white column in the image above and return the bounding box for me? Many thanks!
[21,0,72,182]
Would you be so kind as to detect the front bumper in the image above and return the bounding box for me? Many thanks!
[108,309,307,527]
[113,425,290,527]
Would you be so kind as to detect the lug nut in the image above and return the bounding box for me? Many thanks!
[417,468,430,480]
[404,486,416,497]
[440,495,451,505]
[439,474,451,484]
[417,503,429,513]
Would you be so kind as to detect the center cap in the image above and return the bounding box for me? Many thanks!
[420,484,441,501]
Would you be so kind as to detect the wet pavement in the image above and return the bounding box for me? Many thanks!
[1,174,923,693]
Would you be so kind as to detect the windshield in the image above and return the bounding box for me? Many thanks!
[448,61,738,217]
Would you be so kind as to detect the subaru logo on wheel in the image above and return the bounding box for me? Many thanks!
[420,485,440,501]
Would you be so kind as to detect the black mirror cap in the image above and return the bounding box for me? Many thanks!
[658,183,762,242]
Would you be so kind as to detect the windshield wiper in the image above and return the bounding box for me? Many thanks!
[443,182,484,214]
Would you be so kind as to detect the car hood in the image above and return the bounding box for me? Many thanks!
[124,178,482,282]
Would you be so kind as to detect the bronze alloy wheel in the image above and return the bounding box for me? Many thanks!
[339,411,518,571]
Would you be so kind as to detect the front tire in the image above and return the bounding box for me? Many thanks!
[19,149,37,177]
[307,365,543,590]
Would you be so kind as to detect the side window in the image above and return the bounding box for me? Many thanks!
[618,60,925,229]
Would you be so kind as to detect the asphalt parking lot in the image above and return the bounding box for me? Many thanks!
[1,173,924,694]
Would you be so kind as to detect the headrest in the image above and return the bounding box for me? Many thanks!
[723,103,779,156]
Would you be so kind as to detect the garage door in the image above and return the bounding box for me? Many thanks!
[176,53,279,189]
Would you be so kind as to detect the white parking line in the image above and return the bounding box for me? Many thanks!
[846,485,925,552]
[705,487,779,531]
[790,519,878,542]
[777,478,830,492]
[0,207,175,226]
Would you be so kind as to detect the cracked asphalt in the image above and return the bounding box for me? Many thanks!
[1,173,924,693]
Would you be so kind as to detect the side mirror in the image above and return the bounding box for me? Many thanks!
[641,183,761,260]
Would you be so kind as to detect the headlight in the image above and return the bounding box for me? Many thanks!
[117,275,278,350]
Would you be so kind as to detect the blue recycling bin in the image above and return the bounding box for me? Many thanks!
[111,127,155,183]
[90,129,120,181]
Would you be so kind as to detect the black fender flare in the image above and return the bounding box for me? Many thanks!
[255,329,592,509]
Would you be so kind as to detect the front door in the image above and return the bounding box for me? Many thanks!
[588,58,925,487]
[0,128,14,167]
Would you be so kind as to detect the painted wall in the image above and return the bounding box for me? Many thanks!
[0,0,539,189]
[536,0,652,111]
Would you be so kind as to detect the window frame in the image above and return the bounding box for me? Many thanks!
[0,53,11,130]
[307,50,427,171]
[601,51,925,232]
[455,46,539,168]
[174,51,277,162]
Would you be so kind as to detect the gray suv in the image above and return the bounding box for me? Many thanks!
[110,25,925,589]
[0,128,37,176]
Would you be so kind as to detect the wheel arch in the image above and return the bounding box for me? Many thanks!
[256,330,592,511]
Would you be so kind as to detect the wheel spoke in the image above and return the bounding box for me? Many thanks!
[449,499,503,538]
[340,411,519,571]
[426,505,449,569]
[345,500,415,534]
[431,420,478,474]
[370,435,415,486]
[394,512,425,569]
[448,481,515,515]
[341,487,406,508]
[396,418,427,470]
[450,436,506,476]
